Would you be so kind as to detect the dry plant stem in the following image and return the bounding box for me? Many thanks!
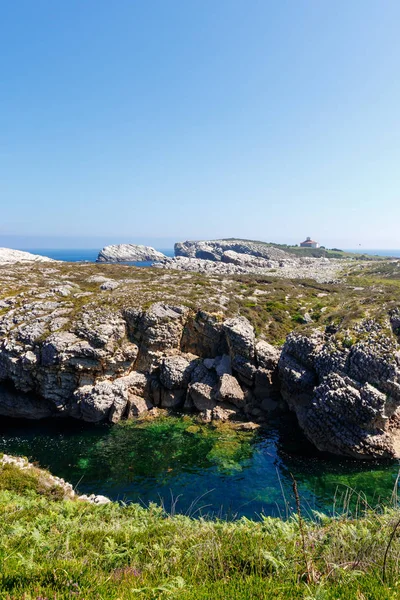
[290,473,315,585]
[382,515,400,583]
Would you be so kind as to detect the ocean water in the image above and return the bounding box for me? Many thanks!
[26,248,400,262]
[0,414,398,519]
[345,249,400,258]
[25,248,175,262]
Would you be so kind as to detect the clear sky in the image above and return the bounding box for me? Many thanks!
[1,0,400,249]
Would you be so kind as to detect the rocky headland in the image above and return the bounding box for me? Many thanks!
[0,248,55,264]
[159,239,344,282]
[0,251,400,459]
[95,239,345,282]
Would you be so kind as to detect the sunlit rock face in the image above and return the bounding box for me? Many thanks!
[0,248,55,264]
[279,322,400,459]
[0,294,281,427]
[97,244,166,263]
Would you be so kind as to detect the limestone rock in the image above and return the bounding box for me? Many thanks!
[212,404,240,421]
[97,244,166,263]
[189,382,216,411]
[223,316,255,360]
[181,311,227,357]
[74,380,128,423]
[255,340,281,370]
[126,394,153,417]
[160,355,198,389]
[279,326,400,458]
[216,374,245,407]
[0,248,55,264]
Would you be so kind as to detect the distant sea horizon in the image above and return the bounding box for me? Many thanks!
[13,247,400,262]
[344,249,400,258]
[22,248,175,262]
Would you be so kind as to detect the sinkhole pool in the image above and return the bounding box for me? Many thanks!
[0,415,398,519]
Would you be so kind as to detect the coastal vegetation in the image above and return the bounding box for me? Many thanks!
[1,255,400,597]
[0,255,399,347]
[1,456,400,599]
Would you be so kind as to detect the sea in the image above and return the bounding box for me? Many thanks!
[345,249,400,258]
[24,248,175,262]
[24,248,400,262]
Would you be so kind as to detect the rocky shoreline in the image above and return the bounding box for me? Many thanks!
[0,252,399,460]
[96,239,347,282]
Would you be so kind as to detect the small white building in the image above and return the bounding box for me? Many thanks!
[300,237,319,249]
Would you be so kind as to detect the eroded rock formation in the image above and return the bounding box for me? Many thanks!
[0,301,281,426]
[279,321,400,459]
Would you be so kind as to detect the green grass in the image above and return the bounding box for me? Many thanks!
[1,462,400,598]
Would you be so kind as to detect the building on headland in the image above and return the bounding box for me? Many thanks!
[300,237,319,248]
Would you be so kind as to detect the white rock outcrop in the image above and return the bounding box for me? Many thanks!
[0,248,54,264]
[97,244,166,263]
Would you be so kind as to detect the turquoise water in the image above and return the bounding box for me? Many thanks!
[0,415,398,519]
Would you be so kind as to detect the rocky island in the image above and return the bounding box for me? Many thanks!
[97,238,351,282]
[0,242,400,460]
[97,244,166,262]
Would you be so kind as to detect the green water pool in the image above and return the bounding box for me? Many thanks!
[0,415,398,519]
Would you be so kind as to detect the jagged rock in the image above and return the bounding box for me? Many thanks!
[212,404,240,421]
[190,361,218,388]
[0,248,55,264]
[126,394,153,417]
[100,280,120,291]
[181,311,227,357]
[154,239,343,282]
[160,388,186,408]
[189,382,216,411]
[97,244,166,263]
[79,494,111,505]
[160,355,198,389]
[216,374,245,407]
[174,239,292,262]
[255,340,280,370]
[215,354,232,376]
[231,355,257,386]
[221,250,273,268]
[223,316,255,360]
[129,303,190,369]
[74,380,128,423]
[279,327,400,458]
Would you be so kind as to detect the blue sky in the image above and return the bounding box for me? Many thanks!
[1,0,400,249]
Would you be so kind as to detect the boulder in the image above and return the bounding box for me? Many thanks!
[216,374,245,408]
[223,316,255,360]
[255,340,280,370]
[212,404,240,421]
[181,311,228,357]
[160,355,198,389]
[126,394,153,417]
[75,380,128,423]
[231,355,257,386]
[189,382,216,411]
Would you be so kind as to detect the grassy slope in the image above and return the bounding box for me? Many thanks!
[0,462,400,599]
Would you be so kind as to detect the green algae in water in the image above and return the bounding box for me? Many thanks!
[0,415,399,519]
